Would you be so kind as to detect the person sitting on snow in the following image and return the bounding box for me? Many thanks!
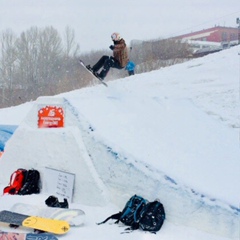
[87,32,128,80]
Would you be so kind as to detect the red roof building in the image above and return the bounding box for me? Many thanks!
[173,26,239,57]
[174,26,239,44]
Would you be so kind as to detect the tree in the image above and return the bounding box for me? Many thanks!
[15,27,39,91]
[38,26,63,90]
[63,26,80,58]
[15,26,63,97]
[0,29,18,104]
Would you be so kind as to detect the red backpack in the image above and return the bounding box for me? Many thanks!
[3,169,27,195]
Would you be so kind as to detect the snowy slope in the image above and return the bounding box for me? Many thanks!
[62,46,240,207]
[0,46,239,240]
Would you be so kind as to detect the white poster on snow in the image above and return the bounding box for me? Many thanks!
[44,167,75,202]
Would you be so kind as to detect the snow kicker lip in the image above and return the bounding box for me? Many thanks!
[76,117,240,239]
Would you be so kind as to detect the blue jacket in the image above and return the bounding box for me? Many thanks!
[125,61,135,71]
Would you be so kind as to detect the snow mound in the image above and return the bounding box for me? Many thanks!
[0,97,109,206]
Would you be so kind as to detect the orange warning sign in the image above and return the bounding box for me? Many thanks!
[38,106,64,128]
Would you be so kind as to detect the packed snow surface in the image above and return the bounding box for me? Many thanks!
[0,46,239,240]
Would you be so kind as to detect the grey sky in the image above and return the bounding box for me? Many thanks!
[0,0,239,52]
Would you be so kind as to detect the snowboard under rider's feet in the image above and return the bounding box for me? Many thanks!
[86,65,104,80]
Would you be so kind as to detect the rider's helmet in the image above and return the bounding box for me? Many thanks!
[111,32,122,41]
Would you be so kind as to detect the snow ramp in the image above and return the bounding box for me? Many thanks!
[0,97,109,206]
[65,99,239,239]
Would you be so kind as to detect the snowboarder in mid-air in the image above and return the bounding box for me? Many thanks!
[87,32,129,80]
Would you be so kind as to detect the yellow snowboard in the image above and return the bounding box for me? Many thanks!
[23,216,70,234]
[0,210,70,235]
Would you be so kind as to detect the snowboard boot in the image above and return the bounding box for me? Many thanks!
[98,70,107,81]
[86,65,101,78]
[86,65,93,72]
[94,72,104,81]
[86,65,98,74]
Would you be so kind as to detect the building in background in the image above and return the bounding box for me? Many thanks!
[174,26,239,57]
